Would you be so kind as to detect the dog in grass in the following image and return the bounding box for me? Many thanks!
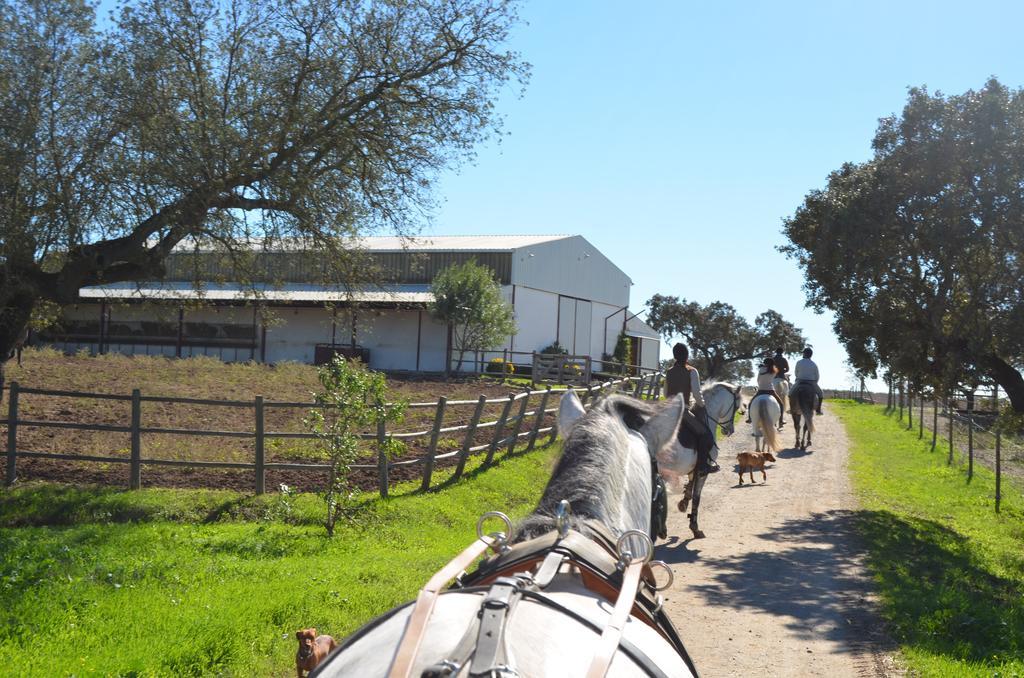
[296,628,337,677]
[736,451,776,485]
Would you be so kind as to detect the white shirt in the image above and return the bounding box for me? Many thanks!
[689,367,705,407]
[756,369,776,391]
[794,358,820,382]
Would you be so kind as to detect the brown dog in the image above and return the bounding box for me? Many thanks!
[736,451,776,485]
[296,628,337,677]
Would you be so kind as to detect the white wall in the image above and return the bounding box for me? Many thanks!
[638,337,661,371]
[510,236,631,308]
[508,285,559,355]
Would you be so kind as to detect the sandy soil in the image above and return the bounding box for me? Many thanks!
[656,406,904,677]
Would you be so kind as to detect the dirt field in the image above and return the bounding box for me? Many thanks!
[657,406,904,677]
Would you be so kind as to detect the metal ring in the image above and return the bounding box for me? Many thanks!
[554,500,571,539]
[476,511,513,545]
[647,560,674,591]
[615,529,654,564]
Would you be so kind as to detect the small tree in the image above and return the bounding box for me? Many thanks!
[305,357,406,537]
[430,260,516,374]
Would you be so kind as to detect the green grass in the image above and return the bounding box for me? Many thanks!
[834,401,1024,677]
[0,442,560,677]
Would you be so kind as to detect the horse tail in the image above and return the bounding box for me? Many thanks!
[758,398,780,451]
[802,394,815,433]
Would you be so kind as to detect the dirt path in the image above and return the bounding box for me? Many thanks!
[656,405,902,677]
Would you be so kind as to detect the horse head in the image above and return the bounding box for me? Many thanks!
[515,391,683,544]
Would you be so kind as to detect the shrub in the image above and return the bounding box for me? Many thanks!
[540,341,568,355]
[486,357,515,375]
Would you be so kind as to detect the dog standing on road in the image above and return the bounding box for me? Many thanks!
[296,628,337,677]
[736,451,776,485]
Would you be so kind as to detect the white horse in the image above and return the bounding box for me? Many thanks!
[655,382,744,539]
[315,391,698,677]
[748,393,781,454]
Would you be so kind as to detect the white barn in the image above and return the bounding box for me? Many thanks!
[45,235,661,373]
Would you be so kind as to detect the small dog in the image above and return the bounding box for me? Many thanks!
[296,628,337,677]
[736,451,776,485]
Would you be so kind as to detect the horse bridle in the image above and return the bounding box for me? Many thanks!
[703,384,742,430]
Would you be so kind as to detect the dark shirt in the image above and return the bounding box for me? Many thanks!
[664,363,694,406]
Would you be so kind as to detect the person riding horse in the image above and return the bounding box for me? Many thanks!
[746,357,786,423]
[772,347,790,383]
[794,347,824,415]
[664,343,720,474]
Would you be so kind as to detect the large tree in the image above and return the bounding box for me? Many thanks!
[781,78,1024,411]
[0,0,526,393]
[644,295,806,381]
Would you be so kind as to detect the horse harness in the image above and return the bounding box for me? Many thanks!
[364,514,697,678]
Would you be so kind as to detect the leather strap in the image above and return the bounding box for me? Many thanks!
[584,559,645,678]
[469,577,524,676]
[387,536,496,678]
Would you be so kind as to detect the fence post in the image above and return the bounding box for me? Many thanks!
[527,387,552,451]
[377,418,389,498]
[130,388,142,490]
[506,395,530,456]
[931,398,938,451]
[455,395,487,479]
[633,375,645,398]
[947,397,954,466]
[995,429,1002,514]
[907,391,913,430]
[5,382,18,486]
[254,395,265,495]
[486,395,515,467]
[898,382,904,421]
[918,393,924,439]
[421,396,447,491]
[967,390,974,481]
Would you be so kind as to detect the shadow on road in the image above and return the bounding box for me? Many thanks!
[775,446,813,459]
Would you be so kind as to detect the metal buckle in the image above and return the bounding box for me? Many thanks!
[615,529,653,570]
[476,511,512,553]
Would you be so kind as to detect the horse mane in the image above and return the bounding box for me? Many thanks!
[512,394,654,543]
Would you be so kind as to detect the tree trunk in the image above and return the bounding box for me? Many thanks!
[984,355,1024,413]
[0,289,36,406]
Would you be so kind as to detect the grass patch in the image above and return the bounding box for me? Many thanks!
[834,400,1024,677]
[0,441,560,676]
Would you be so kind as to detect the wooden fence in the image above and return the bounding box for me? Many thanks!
[2,372,664,497]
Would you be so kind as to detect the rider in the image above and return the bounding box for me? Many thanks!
[664,343,720,474]
[746,357,786,422]
[794,347,824,415]
[772,347,790,382]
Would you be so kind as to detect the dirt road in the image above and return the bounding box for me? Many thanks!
[656,406,902,677]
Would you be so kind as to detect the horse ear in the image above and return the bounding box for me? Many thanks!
[557,390,586,435]
[639,394,683,451]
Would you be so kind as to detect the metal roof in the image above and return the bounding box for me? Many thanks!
[78,282,433,305]
[625,316,660,340]
[169,234,572,253]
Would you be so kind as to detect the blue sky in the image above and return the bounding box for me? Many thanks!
[428,0,1024,389]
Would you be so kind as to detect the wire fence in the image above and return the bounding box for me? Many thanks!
[844,383,1022,514]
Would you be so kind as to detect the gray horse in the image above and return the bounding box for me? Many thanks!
[789,381,817,449]
[313,391,696,677]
